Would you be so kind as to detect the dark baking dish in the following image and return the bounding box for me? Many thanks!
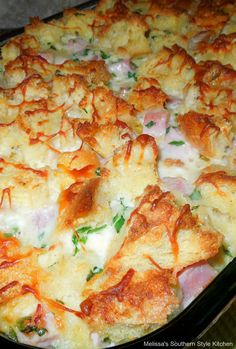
[0,1,235,348]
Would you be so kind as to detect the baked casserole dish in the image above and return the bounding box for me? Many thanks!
[0,0,235,348]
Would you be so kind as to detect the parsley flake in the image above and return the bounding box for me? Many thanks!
[7,328,18,342]
[145,120,156,128]
[189,189,202,200]
[223,246,233,258]
[128,71,137,81]
[86,266,103,281]
[75,224,107,244]
[72,233,80,255]
[168,140,185,146]
[95,167,101,176]
[75,12,85,16]
[82,48,90,56]
[100,50,111,59]
[113,214,125,233]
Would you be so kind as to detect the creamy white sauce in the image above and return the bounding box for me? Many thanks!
[85,224,116,266]
[0,205,58,247]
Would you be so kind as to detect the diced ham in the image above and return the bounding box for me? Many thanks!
[162,176,193,195]
[67,38,87,54]
[178,261,217,309]
[143,110,168,138]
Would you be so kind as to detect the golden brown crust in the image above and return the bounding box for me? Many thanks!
[178,111,221,157]
[81,268,179,329]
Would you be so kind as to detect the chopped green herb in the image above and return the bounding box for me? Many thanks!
[38,232,45,241]
[100,50,111,59]
[8,328,18,342]
[189,189,202,200]
[120,197,128,210]
[0,66,3,73]
[75,12,85,16]
[103,337,111,343]
[111,72,117,78]
[16,317,31,332]
[40,244,47,249]
[4,227,19,238]
[72,233,80,255]
[128,71,137,81]
[95,167,101,176]
[223,246,233,258]
[168,140,185,146]
[164,29,171,35]
[191,205,199,210]
[113,214,125,233]
[55,69,64,76]
[200,154,210,161]
[89,37,93,44]
[151,35,158,40]
[145,120,156,128]
[131,61,138,69]
[49,44,56,50]
[35,328,47,336]
[86,266,103,281]
[166,125,177,134]
[83,108,88,114]
[82,48,90,56]
[105,81,112,88]
[174,112,179,116]
[134,8,143,14]
[56,299,65,304]
[4,232,14,238]
[75,224,107,244]
[16,317,47,336]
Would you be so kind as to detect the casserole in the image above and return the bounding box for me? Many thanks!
[0,0,235,348]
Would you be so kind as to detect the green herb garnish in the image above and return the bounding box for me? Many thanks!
[86,266,103,281]
[55,69,64,76]
[191,205,199,210]
[128,71,137,81]
[189,189,202,200]
[72,233,80,255]
[82,48,90,56]
[16,317,47,337]
[223,246,233,258]
[83,108,88,114]
[113,214,125,233]
[95,167,101,176]
[168,140,185,146]
[7,328,18,342]
[49,44,56,50]
[103,337,111,343]
[75,224,107,244]
[145,120,156,128]
[56,299,65,304]
[75,12,85,16]
[100,50,111,59]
